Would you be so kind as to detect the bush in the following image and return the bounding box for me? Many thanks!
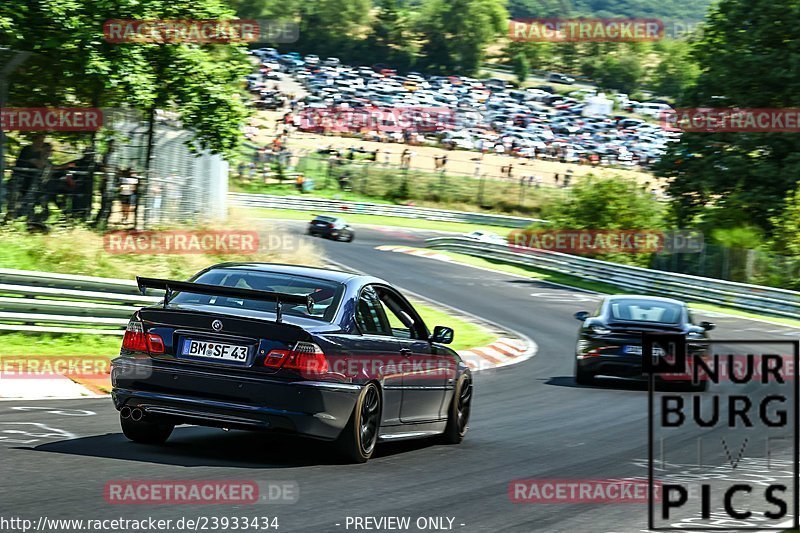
[542,175,665,231]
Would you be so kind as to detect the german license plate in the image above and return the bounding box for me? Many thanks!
[625,345,666,356]
[181,339,249,363]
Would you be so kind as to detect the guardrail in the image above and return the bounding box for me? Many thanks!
[425,237,800,319]
[231,193,545,228]
[6,236,796,335]
[0,269,160,335]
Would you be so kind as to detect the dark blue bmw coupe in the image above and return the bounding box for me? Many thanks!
[111,263,472,462]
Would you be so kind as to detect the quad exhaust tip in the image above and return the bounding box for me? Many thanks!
[120,406,131,419]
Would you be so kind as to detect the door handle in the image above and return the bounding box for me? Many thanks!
[399,348,412,357]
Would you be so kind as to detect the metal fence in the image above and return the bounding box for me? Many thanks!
[651,244,800,290]
[231,192,546,228]
[425,237,800,319]
[1,110,229,230]
[0,268,159,335]
[106,111,229,227]
[245,138,645,190]
[233,148,601,215]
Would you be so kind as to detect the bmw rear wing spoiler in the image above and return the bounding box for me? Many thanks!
[136,276,313,323]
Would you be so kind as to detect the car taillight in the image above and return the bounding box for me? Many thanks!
[122,320,164,354]
[263,349,291,368]
[122,320,147,352]
[146,333,165,354]
[263,342,328,378]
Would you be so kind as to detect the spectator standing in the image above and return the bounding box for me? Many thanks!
[118,168,138,226]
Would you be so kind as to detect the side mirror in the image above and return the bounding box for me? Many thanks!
[574,311,590,321]
[431,326,454,345]
[700,321,715,331]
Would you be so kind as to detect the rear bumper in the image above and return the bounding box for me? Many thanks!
[577,355,644,379]
[111,358,361,441]
[576,351,709,381]
[308,228,339,238]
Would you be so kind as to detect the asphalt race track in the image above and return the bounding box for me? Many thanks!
[2,221,799,532]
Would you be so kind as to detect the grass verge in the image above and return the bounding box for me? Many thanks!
[0,332,122,357]
[411,300,498,352]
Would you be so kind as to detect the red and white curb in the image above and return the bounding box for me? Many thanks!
[459,337,534,372]
[376,245,452,262]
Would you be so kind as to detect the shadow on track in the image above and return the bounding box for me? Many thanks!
[544,376,701,393]
[27,426,443,468]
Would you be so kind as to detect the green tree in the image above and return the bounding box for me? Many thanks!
[651,40,699,99]
[417,0,508,75]
[771,184,800,256]
[555,42,579,73]
[657,0,800,231]
[0,0,250,157]
[596,50,644,95]
[534,175,665,265]
[511,51,529,84]
[362,0,415,70]
[504,40,553,72]
[296,0,371,60]
[229,0,301,18]
[544,176,665,231]
[507,0,572,18]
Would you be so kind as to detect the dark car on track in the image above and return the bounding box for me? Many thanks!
[307,215,354,242]
[111,263,471,462]
[547,72,575,85]
[572,295,714,389]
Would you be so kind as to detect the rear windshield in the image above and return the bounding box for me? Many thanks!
[314,216,336,223]
[169,269,345,322]
[608,299,683,324]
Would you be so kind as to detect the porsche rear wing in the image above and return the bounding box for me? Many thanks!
[136,276,313,323]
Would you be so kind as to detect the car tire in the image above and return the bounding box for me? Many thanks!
[574,365,595,386]
[345,233,354,243]
[441,374,471,444]
[120,413,174,445]
[337,382,381,463]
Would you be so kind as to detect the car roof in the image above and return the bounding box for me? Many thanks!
[605,294,686,306]
[202,262,361,284]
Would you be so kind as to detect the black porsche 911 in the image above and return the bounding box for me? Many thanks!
[573,295,714,388]
[111,263,471,463]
